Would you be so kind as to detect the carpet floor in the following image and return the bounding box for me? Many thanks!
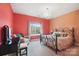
[28,40,56,56]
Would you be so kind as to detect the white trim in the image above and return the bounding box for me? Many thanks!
[30,34,41,36]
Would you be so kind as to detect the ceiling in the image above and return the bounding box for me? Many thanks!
[11,3,79,19]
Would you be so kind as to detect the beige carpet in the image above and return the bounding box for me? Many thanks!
[28,40,56,56]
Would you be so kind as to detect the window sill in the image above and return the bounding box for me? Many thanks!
[30,34,40,36]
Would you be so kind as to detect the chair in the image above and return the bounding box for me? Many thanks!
[18,38,28,56]
[15,33,29,56]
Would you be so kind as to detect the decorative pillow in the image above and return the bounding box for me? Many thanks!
[61,32,68,37]
[16,33,24,38]
[52,32,56,39]
[13,34,17,38]
[52,32,63,39]
[63,33,68,37]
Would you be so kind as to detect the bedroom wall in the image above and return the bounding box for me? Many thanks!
[0,4,13,44]
[50,10,79,43]
[13,13,51,39]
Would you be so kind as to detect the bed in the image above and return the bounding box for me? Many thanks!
[40,27,75,53]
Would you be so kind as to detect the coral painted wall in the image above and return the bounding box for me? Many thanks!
[50,10,79,43]
[0,4,13,43]
[13,13,51,39]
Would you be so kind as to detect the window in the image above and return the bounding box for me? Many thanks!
[29,23,42,35]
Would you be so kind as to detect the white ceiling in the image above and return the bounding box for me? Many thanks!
[11,3,79,19]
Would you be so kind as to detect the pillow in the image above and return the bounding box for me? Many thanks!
[13,34,17,38]
[52,32,56,39]
[61,32,68,37]
[16,33,24,38]
[52,32,61,39]
[63,33,68,37]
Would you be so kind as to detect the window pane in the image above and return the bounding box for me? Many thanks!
[30,23,41,35]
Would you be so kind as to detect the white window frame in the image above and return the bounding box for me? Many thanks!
[29,22,43,36]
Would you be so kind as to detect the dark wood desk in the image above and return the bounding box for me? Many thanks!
[0,38,19,56]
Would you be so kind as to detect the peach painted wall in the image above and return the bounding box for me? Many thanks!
[0,4,13,43]
[50,10,79,43]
